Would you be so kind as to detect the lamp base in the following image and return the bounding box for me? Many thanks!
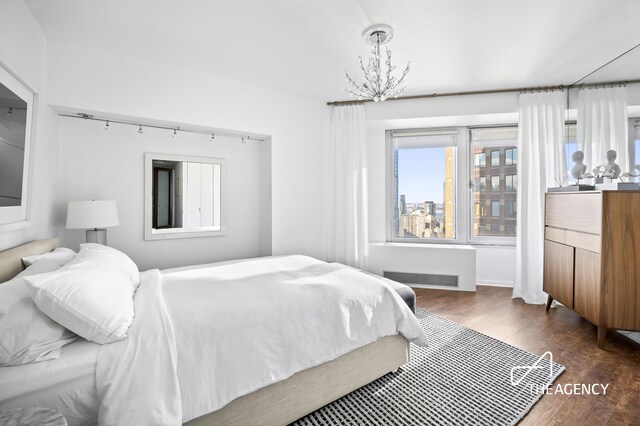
[86,229,108,245]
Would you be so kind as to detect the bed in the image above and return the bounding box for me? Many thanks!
[0,238,426,425]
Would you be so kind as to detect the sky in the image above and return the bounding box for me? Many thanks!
[397,147,446,204]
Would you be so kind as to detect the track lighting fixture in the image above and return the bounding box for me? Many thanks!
[6,107,12,118]
[66,112,266,142]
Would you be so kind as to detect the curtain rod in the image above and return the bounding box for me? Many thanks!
[326,78,640,107]
[58,113,267,142]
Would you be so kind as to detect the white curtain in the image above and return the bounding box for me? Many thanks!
[327,104,368,269]
[577,86,629,173]
[514,91,566,304]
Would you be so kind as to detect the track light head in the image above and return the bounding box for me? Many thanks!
[137,125,144,134]
[172,129,178,138]
[104,120,110,131]
[210,134,215,142]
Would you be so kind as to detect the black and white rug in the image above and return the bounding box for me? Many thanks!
[292,308,564,426]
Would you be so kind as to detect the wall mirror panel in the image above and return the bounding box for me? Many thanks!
[0,63,35,228]
[144,153,226,240]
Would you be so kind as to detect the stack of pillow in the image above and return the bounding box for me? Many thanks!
[0,244,140,367]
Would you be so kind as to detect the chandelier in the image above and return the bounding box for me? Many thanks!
[344,24,410,102]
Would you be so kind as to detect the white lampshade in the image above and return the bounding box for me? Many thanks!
[66,200,120,229]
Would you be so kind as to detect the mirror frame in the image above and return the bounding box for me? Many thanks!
[0,60,37,230]
[144,153,227,241]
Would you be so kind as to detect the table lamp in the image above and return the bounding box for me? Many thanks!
[66,200,119,245]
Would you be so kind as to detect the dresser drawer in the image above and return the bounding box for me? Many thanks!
[544,227,565,244]
[545,193,602,235]
[565,230,600,253]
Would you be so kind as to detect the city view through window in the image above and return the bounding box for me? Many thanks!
[393,132,457,240]
[392,127,518,241]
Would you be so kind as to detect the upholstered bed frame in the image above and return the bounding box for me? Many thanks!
[0,238,410,425]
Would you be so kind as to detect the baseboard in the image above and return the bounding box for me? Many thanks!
[476,281,514,288]
[408,284,474,292]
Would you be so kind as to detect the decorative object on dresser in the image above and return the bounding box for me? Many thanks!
[571,150,587,180]
[66,200,119,245]
[547,184,594,192]
[543,190,640,348]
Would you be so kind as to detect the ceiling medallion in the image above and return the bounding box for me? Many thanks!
[344,23,410,102]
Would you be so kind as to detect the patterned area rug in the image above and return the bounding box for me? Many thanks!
[292,308,564,426]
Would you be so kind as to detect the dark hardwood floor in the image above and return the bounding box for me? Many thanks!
[413,285,640,426]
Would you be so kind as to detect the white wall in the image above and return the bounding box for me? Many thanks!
[0,0,60,251]
[58,117,266,270]
[46,41,328,268]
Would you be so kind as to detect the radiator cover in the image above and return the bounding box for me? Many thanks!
[383,271,459,288]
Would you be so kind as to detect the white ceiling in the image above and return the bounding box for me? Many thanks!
[25,0,640,102]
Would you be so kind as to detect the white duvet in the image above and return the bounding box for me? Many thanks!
[96,255,428,425]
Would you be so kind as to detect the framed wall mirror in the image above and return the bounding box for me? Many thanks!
[0,62,36,229]
[144,153,226,240]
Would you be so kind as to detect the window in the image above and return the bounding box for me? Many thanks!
[564,123,578,176]
[470,127,518,241]
[478,176,486,191]
[629,118,640,172]
[390,130,458,241]
[388,126,518,245]
[491,150,500,166]
[491,201,500,217]
[491,176,500,192]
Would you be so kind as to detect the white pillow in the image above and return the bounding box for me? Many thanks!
[24,248,135,344]
[0,260,78,366]
[80,243,140,289]
[22,247,77,267]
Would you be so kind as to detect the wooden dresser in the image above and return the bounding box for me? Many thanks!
[543,190,640,348]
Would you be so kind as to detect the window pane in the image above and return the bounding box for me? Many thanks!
[565,123,578,180]
[470,127,518,238]
[491,201,500,217]
[491,150,500,166]
[393,133,457,240]
[631,119,640,173]
[491,176,500,192]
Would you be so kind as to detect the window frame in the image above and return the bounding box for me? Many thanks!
[385,128,468,245]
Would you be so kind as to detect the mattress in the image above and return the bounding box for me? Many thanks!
[0,339,100,426]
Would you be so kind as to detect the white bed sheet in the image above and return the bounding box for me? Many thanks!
[0,339,100,426]
[97,255,428,425]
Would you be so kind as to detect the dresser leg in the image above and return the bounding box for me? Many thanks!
[597,326,607,349]
[545,295,553,312]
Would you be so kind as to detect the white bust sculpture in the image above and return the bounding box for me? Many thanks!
[571,151,587,180]
[603,150,621,179]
